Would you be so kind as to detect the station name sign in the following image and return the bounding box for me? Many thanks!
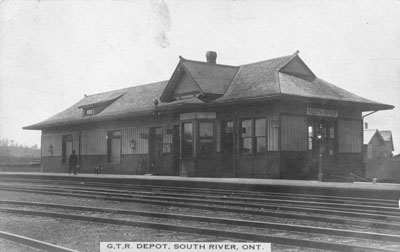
[307,108,338,117]
[180,112,216,120]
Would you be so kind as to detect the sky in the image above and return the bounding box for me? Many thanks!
[0,0,399,154]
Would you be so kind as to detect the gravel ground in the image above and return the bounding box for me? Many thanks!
[0,238,43,252]
[1,189,397,252]
[1,189,398,235]
[0,190,330,252]
[3,203,399,251]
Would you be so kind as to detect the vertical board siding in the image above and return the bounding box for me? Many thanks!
[173,72,198,95]
[72,132,79,153]
[41,134,62,157]
[84,129,107,155]
[81,131,88,155]
[42,132,81,157]
[338,119,362,153]
[216,121,221,152]
[268,116,279,151]
[281,115,307,151]
[122,127,149,155]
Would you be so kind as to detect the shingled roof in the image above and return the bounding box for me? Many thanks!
[380,130,394,151]
[24,51,394,130]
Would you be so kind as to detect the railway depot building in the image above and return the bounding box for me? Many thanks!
[24,51,393,180]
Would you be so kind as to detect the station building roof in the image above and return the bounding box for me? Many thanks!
[24,51,394,130]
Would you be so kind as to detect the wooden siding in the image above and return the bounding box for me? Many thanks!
[41,134,62,157]
[71,132,79,153]
[81,129,107,155]
[173,72,199,96]
[42,132,79,157]
[216,121,221,152]
[338,119,362,153]
[268,116,279,151]
[121,127,149,155]
[281,115,307,151]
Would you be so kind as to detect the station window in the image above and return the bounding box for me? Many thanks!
[308,125,313,150]
[107,130,121,164]
[84,109,94,115]
[181,122,193,158]
[240,118,267,155]
[199,122,214,156]
[240,119,252,155]
[308,121,336,155]
[163,125,173,153]
[255,118,266,153]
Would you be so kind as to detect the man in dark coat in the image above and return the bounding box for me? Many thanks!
[69,150,78,175]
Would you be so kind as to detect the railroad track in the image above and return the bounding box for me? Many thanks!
[0,230,79,252]
[1,183,400,222]
[1,177,400,251]
[1,177,396,207]
[0,178,398,212]
[1,200,400,252]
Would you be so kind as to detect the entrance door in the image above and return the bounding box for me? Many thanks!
[221,121,234,176]
[196,121,216,177]
[172,125,180,175]
[66,141,73,163]
[308,120,336,179]
[149,127,163,174]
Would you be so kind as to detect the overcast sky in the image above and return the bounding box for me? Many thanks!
[0,0,399,154]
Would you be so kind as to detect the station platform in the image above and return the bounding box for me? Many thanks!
[1,172,400,200]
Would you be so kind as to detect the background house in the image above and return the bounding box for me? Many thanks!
[364,129,398,181]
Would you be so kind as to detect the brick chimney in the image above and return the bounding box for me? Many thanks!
[206,51,217,64]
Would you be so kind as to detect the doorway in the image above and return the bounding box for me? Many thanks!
[149,127,163,174]
[307,119,337,179]
[172,125,180,175]
[220,121,234,176]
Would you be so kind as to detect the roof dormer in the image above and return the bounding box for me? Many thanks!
[78,94,125,116]
[279,52,316,81]
[160,52,239,103]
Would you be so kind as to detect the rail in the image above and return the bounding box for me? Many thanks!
[0,230,79,252]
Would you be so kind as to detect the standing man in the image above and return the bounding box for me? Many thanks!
[69,150,78,175]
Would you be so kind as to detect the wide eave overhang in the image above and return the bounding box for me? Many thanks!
[23,94,393,131]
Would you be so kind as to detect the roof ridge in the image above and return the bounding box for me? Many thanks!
[238,54,294,67]
[182,58,239,69]
[277,50,301,71]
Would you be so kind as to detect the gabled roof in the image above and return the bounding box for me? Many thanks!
[217,55,292,101]
[24,81,168,130]
[24,51,394,130]
[160,58,238,102]
[217,53,392,109]
[183,60,239,94]
[380,131,393,142]
[280,52,316,80]
[364,130,384,145]
[380,130,394,151]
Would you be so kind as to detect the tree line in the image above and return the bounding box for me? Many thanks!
[0,138,40,164]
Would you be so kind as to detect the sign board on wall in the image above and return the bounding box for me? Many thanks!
[180,112,216,120]
[307,108,338,117]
